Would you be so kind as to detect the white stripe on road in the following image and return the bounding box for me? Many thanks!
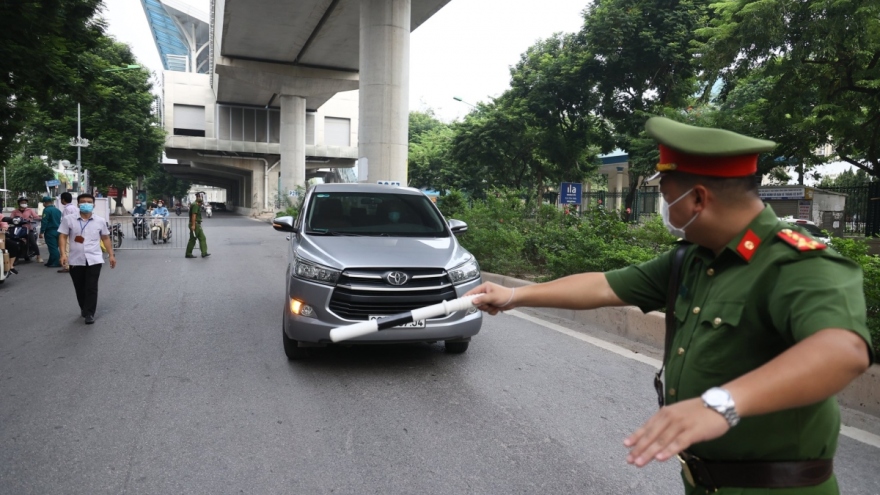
[506,310,880,450]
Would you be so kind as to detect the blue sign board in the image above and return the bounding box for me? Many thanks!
[45,179,61,187]
[560,182,582,205]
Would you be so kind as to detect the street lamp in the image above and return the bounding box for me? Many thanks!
[68,65,142,193]
[452,96,476,108]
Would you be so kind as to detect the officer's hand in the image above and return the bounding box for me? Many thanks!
[623,398,730,467]
[465,282,517,315]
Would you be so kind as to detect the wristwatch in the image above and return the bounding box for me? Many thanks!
[701,387,740,427]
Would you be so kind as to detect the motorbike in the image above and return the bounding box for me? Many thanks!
[132,213,148,240]
[150,215,172,244]
[110,222,124,249]
[204,204,212,218]
[175,205,182,216]
[0,218,16,284]
[7,217,38,262]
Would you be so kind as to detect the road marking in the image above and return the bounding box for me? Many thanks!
[506,310,880,450]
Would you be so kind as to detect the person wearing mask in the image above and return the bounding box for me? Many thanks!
[58,192,78,273]
[59,194,116,324]
[152,200,169,240]
[185,194,209,259]
[39,196,62,268]
[466,117,873,495]
[10,197,42,263]
[131,201,147,216]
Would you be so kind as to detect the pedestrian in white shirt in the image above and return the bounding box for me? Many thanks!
[58,194,117,324]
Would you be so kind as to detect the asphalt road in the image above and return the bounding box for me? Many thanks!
[1,213,878,495]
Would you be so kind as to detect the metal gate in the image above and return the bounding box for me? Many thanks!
[109,217,195,250]
[866,182,880,237]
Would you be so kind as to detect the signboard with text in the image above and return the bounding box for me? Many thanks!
[758,187,808,200]
[559,182,582,205]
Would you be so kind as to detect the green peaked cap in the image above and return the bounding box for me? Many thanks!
[645,117,776,157]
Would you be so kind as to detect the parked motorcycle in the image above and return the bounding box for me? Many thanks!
[150,216,172,244]
[0,218,17,284]
[204,204,212,218]
[132,213,148,240]
[175,205,182,216]
[110,222,124,249]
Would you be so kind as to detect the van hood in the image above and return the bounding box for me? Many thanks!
[295,235,471,269]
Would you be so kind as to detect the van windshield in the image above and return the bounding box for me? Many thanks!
[305,192,449,237]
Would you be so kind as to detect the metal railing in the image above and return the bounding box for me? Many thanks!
[820,186,871,234]
[109,216,197,250]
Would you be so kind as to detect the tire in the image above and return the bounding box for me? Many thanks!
[445,340,469,354]
[113,232,122,249]
[282,327,310,360]
[151,230,158,244]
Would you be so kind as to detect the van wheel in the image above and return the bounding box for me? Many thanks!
[283,329,309,360]
[445,340,469,354]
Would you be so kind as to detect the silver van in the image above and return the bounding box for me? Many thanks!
[272,184,482,359]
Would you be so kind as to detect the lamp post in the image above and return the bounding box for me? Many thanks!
[69,65,141,194]
[452,96,477,109]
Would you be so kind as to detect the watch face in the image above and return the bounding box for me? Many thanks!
[703,388,730,406]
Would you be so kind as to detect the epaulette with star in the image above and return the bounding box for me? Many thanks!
[777,228,827,252]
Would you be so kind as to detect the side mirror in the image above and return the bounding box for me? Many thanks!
[272,216,298,233]
[448,219,468,236]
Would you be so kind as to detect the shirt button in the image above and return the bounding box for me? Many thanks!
[677,347,685,355]
[713,317,722,327]
[693,307,701,315]
[707,268,715,276]
[669,388,676,397]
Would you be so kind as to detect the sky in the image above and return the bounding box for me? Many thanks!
[102,0,851,183]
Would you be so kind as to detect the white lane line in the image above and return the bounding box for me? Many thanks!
[506,310,880,450]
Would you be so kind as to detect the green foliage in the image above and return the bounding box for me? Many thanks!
[828,237,880,355]
[0,0,105,164]
[5,155,56,198]
[817,167,876,189]
[144,169,191,203]
[275,186,306,218]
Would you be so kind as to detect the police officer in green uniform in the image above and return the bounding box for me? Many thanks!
[466,117,874,494]
[185,195,210,259]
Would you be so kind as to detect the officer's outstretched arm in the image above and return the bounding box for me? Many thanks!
[467,272,627,316]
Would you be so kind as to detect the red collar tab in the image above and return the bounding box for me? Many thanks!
[777,229,827,252]
[736,229,762,261]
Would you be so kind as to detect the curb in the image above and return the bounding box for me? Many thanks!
[483,272,880,419]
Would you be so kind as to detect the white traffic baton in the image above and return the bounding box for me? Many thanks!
[329,294,483,343]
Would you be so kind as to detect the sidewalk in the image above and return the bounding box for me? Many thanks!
[483,272,880,428]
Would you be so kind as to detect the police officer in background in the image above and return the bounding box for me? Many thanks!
[185,193,209,259]
[467,117,873,494]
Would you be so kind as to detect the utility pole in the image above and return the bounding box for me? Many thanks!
[69,103,90,193]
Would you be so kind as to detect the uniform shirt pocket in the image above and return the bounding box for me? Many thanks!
[687,301,751,377]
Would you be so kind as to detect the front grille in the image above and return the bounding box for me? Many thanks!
[329,267,456,320]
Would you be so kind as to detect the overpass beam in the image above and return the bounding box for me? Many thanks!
[359,0,410,184]
[279,95,307,201]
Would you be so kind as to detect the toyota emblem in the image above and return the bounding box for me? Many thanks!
[386,271,409,286]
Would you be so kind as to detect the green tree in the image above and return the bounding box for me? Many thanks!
[17,37,165,211]
[817,167,877,189]
[4,155,56,201]
[697,0,880,178]
[0,0,104,163]
[581,0,712,218]
[144,169,191,204]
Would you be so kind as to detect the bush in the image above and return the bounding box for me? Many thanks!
[828,237,880,356]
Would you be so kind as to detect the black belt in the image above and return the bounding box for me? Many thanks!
[678,451,834,492]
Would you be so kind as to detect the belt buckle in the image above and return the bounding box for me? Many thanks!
[677,454,696,487]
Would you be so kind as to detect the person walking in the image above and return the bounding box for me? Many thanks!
[10,197,42,263]
[39,196,62,268]
[59,194,116,324]
[58,192,78,273]
[185,194,209,259]
[467,117,873,494]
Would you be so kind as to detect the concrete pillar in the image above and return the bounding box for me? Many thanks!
[280,95,306,202]
[359,0,410,184]
[615,167,624,210]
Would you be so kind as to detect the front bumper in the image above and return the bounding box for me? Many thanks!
[285,278,483,344]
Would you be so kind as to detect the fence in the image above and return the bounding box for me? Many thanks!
[580,190,660,222]
[819,186,871,234]
[110,216,197,250]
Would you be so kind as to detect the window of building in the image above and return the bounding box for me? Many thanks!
[173,105,205,137]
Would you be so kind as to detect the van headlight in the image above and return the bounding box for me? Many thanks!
[293,257,341,285]
[448,258,480,285]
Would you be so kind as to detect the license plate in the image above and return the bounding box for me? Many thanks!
[369,316,426,328]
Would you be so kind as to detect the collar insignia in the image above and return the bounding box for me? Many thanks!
[736,229,761,262]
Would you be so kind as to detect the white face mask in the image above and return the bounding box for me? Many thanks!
[660,188,699,239]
